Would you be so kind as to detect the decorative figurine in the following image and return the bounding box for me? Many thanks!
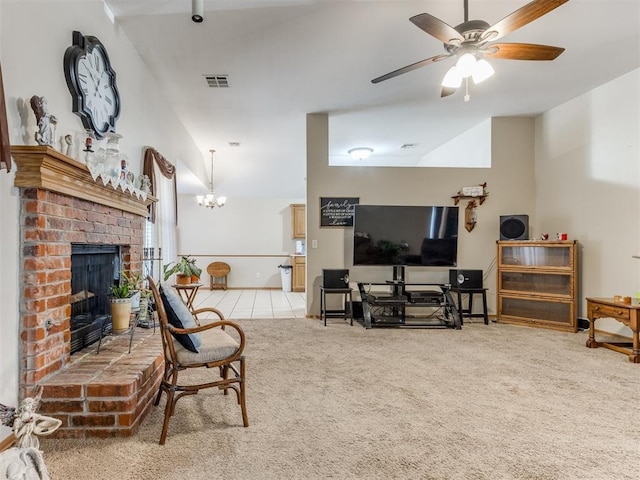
[83,135,93,152]
[139,174,151,194]
[119,158,128,181]
[62,134,74,157]
[10,387,61,450]
[0,386,58,479]
[29,96,57,147]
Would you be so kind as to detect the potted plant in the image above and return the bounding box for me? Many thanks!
[121,270,145,310]
[163,256,202,284]
[110,281,133,332]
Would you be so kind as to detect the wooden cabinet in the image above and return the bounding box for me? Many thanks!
[291,204,305,239]
[292,256,305,292]
[497,240,578,332]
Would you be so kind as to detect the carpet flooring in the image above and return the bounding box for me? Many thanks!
[42,318,640,479]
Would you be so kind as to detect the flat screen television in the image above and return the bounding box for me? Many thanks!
[353,205,459,267]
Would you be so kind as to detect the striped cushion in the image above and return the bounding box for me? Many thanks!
[173,326,239,365]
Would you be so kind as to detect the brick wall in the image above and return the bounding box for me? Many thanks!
[19,187,163,438]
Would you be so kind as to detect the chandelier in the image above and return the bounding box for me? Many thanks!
[196,149,226,209]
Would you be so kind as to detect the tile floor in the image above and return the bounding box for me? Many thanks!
[191,288,307,319]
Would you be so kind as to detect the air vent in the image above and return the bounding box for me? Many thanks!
[400,143,417,149]
[228,142,240,147]
[204,75,229,88]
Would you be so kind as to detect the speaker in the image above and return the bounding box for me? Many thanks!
[500,214,529,240]
[322,269,349,289]
[449,269,483,289]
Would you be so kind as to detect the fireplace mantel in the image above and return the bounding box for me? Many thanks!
[11,145,155,217]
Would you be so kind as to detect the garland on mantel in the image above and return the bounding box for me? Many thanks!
[86,163,149,201]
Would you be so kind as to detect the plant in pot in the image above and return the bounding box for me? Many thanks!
[121,270,145,310]
[163,256,202,285]
[109,281,133,333]
[120,270,154,326]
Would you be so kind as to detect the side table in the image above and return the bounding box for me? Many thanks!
[320,287,353,326]
[449,287,489,325]
[586,297,640,362]
[173,282,203,312]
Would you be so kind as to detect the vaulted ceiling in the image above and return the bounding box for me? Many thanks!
[104,0,640,198]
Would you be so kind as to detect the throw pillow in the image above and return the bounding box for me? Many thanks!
[159,285,202,353]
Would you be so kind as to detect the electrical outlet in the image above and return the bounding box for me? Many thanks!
[311,239,318,248]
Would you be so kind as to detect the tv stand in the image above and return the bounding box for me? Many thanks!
[357,277,461,329]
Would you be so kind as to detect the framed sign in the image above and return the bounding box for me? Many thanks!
[320,197,359,227]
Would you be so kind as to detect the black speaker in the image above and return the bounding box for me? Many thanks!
[449,269,483,289]
[500,215,529,240]
[322,269,349,289]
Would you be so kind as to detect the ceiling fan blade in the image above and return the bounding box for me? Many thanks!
[410,13,465,45]
[484,43,565,60]
[441,87,457,98]
[371,54,451,84]
[480,0,569,43]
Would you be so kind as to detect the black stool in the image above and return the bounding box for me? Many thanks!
[320,286,353,326]
[450,288,488,325]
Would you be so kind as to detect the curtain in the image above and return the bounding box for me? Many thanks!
[142,147,178,278]
[143,147,177,224]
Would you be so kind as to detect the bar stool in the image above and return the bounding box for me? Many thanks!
[450,287,489,325]
[320,286,353,326]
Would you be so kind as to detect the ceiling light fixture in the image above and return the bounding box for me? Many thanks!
[441,52,494,94]
[191,0,203,23]
[348,147,373,160]
[196,149,226,209]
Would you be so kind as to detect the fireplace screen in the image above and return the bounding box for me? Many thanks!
[70,244,120,353]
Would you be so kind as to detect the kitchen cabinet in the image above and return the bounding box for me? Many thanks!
[292,256,305,292]
[291,204,305,239]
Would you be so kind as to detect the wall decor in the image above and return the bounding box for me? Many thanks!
[64,31,120,139]
[29,95,57,146]
[320,197,359,227]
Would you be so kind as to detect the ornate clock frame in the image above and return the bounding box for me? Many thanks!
[63,30,120,139]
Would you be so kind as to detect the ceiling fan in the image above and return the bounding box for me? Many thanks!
[372,0,569,99]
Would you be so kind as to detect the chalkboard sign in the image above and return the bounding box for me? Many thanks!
[320,197,359,227]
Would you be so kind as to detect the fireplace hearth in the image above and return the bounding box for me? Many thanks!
[12,145,161,438]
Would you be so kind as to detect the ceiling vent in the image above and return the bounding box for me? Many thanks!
[400,143,417,149]
[228,142,240,147]
[204,75,229,88]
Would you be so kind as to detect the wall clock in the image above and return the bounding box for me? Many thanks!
[63,31,120,139]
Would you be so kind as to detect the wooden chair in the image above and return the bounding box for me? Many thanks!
[207,261,230,290]
[147,276,248,445]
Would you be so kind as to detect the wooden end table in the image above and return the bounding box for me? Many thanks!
[586,297,640,362]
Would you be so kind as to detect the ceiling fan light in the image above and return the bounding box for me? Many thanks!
[441,66,462,88]
[455,53,477,78]
[472,59,495,84]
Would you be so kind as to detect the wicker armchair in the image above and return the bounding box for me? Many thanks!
[147,276,248,445]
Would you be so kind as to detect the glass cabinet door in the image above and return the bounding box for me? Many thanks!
[499,296,573,326]
[499,271,573,298]
[499,243,573,269]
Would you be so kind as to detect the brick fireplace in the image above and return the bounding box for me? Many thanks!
[12,145,163,438]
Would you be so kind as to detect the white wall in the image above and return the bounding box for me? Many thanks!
[534,68,640,335]
[0,1,203,410]
[306,113,536,316]
[176,195,304,288]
